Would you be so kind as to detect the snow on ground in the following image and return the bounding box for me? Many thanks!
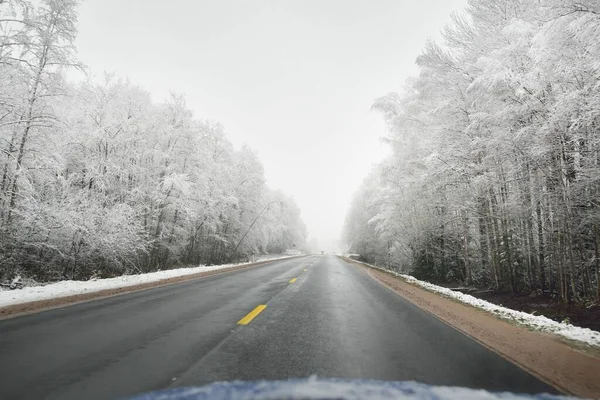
[0,255,295,308]
[354,260,600,348]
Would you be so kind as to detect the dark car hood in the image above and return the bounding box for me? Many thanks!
[129,378,571,400]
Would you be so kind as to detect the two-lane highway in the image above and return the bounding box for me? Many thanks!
[0,256,557,399]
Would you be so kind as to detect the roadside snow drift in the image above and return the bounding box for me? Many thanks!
[0,255,294,308]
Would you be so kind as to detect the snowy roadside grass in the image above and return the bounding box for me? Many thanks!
[0,255,295,308]
[349,258,600,348]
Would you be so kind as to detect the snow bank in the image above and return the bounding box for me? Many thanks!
[356,261,600,348]
[0,255,295,308]
[131,378,569,400]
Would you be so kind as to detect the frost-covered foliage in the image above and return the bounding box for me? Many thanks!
[344,0,600,303]
[0,0,306,281]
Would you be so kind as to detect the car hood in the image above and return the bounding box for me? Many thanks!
[129,378,571,400]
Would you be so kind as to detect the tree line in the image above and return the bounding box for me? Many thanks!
[344,0,600,304]
[0,0,306,282]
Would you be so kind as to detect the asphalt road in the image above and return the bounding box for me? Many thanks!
[0,255,557,399]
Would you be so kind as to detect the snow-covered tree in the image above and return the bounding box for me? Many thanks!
[0,0,306,282]
[345,0,600,303]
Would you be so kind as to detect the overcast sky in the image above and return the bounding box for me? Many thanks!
[73,0,468,252]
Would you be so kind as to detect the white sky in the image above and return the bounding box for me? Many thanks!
[73,0,468,252]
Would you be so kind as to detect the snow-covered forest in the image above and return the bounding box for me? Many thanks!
[0,0,306,282]
[344,0,600,303]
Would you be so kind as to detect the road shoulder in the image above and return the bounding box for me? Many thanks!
[345,258,600,398]
[0,256,302,320]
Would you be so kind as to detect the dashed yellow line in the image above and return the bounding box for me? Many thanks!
[303,268,308,272]
[237,305,267,325]
[289,278,297,283]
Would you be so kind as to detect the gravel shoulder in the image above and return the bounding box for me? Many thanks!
[348,259,600,398]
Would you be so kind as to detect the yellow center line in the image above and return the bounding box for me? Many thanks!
[237,304,267,325]
[303,268,308,272]
[289,277,297,283]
